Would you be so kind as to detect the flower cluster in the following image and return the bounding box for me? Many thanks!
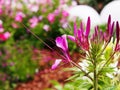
[52,15,120,89]
[52,15,120,68]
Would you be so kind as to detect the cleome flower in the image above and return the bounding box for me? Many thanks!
[52,34,71,69]
[103,15,114,42]
[68,17,91,51]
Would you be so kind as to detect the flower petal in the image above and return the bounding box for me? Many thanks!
[67,35,75,42]
[116,21,119,43]
[74,22,77,37]
[55,34,68,51]
[85,17,91,37]
[51,59,62,70]
[107,15,111,30]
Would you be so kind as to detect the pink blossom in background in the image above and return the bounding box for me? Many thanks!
[62,22,68,29]
[28,4,39,12]
[29,16,39,28]
[12,22,18,28]
[47,13,55,23]
[0,8,2,14]
[62,10,69,17]
[38,16,43,21]
[0,26,4,32]
[4,32,11,39]
[37,0,52,5]
[42,8,47,13]
[15,2,23,10]
[0,0,4,4]
[60,0,65,4]
[0,32,11,41]
[2,63,8,67]
[15,12,25,22]
[43,24,50,32]
[54,9,60,16]
[60,18,67,24]
[9,62,15,66]
[37,0,47,4]
[4,0,11,6]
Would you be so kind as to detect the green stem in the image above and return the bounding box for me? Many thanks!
[94,59,98,90]
[70,61,93,81]
[97,51,115,76]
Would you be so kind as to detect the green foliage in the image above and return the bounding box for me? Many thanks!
[0,40,38,89]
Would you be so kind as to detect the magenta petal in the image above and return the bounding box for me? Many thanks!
[116,21,119,43]
[74,22,77,37]
[107,15,111,29]
[80,21,84,30]
[51,59,62,70]
[55,34,68,51]
[110,22,114,37]
[95,26,99,37]
[68,35,75,42]
[77,29,83,39]
[85,17,91,37]
[115,44,120,51]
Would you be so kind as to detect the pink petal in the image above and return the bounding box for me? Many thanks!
[116,21,119,43]
[67,35,75,42]
[107,15,111,30]
[51,59,62,70]
[74,22,77,37]
[85,17,91,37]
[55,35,68,51]
[47,13,55,23]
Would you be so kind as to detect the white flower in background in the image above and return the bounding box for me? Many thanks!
[29,4,39,12]
[0,20,3,25]
[0,20,4,32]
[43,25,50,32]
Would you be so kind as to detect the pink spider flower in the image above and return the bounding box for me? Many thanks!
[52,34,71,69]
[15,12,25,22]
[115,21,120,51]
[91,26,104,44]
[47,13,55,24]
[103,15,114,42]
[68,17,91,51]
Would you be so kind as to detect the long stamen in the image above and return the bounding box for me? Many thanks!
[21,23,68,60]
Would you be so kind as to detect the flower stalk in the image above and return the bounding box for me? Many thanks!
[93,58,98,90]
